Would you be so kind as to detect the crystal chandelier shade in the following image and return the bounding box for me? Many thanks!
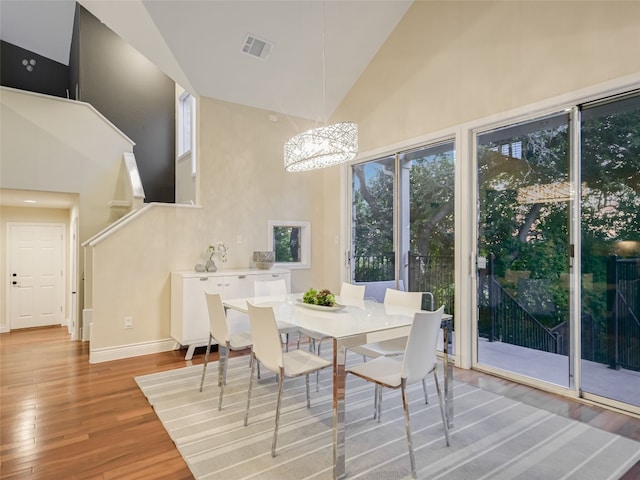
[284,121,358,172]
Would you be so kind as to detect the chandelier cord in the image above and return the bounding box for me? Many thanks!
[321,2,327,126]
[282,0,358,172]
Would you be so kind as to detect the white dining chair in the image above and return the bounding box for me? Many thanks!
[339,282,366,303]
[199,292,253,410]
[244,302,331,457]
[350,288,422,360]
[254,278,287,297]
[350,288,430,418]
[254,278,298,351]
[347,306,449,478]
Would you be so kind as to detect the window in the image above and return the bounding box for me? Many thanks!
[268,220,311,269]
[178,91,192,156]
[350,140,456,312]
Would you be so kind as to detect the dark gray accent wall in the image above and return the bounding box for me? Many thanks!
[1,41,70,98]
[69,4,80,100]
[74,5,175,203]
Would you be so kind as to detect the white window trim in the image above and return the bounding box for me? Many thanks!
[268,220,311,269]
[178,91,192,158]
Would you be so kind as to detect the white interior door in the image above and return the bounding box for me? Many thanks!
[8,224,64,329]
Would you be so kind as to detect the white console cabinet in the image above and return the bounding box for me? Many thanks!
[171,269,290,359]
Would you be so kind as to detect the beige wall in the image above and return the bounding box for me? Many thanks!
[196,96,322,291]
[334,0,640,151]
[87,98,325,357]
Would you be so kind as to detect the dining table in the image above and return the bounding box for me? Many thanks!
[223,293,454,480]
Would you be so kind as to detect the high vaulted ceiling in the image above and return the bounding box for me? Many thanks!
[1,0,412,121]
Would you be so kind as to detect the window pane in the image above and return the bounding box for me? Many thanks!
[351,156,395,282]
[274,226,301,263]
[401,141,455,313]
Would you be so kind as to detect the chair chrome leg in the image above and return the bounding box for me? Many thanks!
[305,374,311,408]
[244,352,256,427]
[422,377,428,404]
[199,334,213,392]
[433,369,450,446]
[272,367,285,457]
[315,341,322,391]
[373,384,378,420]
[401,380,417,479]
[218,344,228,410]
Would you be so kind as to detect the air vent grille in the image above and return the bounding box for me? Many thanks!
[242,34,273,61]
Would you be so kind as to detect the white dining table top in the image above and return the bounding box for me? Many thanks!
[223,293,449,341]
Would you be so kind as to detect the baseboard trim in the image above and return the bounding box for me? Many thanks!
[0,324,9,333]
[89,338,179,364]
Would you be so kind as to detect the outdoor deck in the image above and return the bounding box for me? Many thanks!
[478,338,640,408]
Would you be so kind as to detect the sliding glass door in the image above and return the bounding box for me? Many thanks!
[475,94,640,410]
[476,112,572,387]
[580,94,640,407]
[350,141,456,313]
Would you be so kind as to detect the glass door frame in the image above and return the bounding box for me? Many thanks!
[470,106,583,399]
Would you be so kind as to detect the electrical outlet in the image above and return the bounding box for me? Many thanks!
[124,316,134,329]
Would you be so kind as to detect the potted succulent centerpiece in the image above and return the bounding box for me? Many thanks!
[302,288,336,307]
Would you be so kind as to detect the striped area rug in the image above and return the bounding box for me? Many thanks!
[135,356,640,480]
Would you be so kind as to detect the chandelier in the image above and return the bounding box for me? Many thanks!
[284,122,358,172]
[283,3,359,172]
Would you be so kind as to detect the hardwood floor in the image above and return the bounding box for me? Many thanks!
[1,326,639,479]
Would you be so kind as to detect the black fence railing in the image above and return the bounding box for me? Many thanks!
[479,253,640,372]
[353,254,395,282]
[478,257,561,353]
[408,254,455,315]
[352,253,455,314]
[607,256,640,371]
[354,252,639,371]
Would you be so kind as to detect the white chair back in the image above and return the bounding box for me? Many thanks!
[254,278,288,297]
[383,288,423,310]
[205,292,229,344]
[402,306,444,384]
[339,282,366,301]
[247,302,284,372]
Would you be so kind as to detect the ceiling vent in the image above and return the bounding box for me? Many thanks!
[241,34,273,61]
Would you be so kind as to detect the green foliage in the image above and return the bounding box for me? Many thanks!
[274,226,300,262]
[302,288,336,307]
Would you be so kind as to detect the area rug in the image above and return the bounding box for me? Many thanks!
[135,356,640,480]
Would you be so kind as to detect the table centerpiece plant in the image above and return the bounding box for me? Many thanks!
[302,288,336,307]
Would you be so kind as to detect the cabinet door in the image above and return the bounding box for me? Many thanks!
[220,275,252,333]
[223,275,250,299]
[183,276,224,343]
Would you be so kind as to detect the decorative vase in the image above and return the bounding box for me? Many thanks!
[206,259,217,272]
[195,264,206,272]
[253,251,275,270]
